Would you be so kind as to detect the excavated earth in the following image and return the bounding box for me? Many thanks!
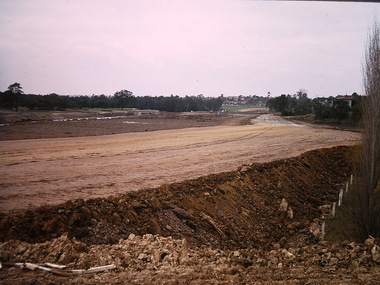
[1,146,380,284]
[1,110,380,284]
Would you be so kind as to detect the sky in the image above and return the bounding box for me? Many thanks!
[0,1,379,98]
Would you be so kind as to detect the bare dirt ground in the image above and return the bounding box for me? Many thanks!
[2,109,378,284]
[2,146,380,284]
[0,111,360,212]
[0,109,251,140]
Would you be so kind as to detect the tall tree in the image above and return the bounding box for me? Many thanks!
[350,20,380,241]
[0,82,23,111]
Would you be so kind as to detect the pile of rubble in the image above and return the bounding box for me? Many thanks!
[1,234,380,284]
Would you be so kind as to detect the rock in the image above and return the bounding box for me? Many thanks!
[2,232,380,284]
[365,237,375,247]
[128,233,136,241]
[287,207,294,219]
[309,222,322,239]
[144,234,153,240]
[279,198,288,212]
[371,244,380,263]
[282,249,295,259]
[347,241,357,250]
[138,253,149,261]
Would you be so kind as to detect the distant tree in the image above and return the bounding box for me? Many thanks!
[75,96,91,109]
[90,95,111,108]
[350,98,362,123]
[312,99,324,120]
[8,82,23,95]
[0,89,224,113]
[112,90,135,109]
[333,100,351,123]
[19,94,41,110]
[296,89,307,98]
[286,94,297,110]
[205,96,224,111]
[267,94,288,113]
[0,82,23,111]
[294,90,312,115]
[267,91,312,116]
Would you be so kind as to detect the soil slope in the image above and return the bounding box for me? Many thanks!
[0,145,355,248]
[2,146,380,284]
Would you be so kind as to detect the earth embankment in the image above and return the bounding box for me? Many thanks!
[0,114,360,212]
[0,146,355,248]
[2,111,379,284]
[4,145,380,285]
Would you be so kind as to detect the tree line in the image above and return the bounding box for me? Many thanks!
[266,90,362,124]
[0,87,224,112]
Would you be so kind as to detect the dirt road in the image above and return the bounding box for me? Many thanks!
[0,114,360,211]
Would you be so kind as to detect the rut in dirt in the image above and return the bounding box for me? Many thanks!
[0,145,356,249]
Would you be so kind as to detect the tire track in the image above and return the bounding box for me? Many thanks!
[122,125,276,156]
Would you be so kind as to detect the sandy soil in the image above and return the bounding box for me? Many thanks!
[0,113,360,212]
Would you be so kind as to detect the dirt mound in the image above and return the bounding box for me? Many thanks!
[0,146,354,249]
[1,234,380,284]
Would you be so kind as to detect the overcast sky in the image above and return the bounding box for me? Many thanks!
[0,1,378,98]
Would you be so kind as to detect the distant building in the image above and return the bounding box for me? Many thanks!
[334,94,358,109]
[316,93,360,109]
[222,95,269,106]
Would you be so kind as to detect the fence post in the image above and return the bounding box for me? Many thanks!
[332,202,336,218]
[321,221,326,240]
[338,189,343,206]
